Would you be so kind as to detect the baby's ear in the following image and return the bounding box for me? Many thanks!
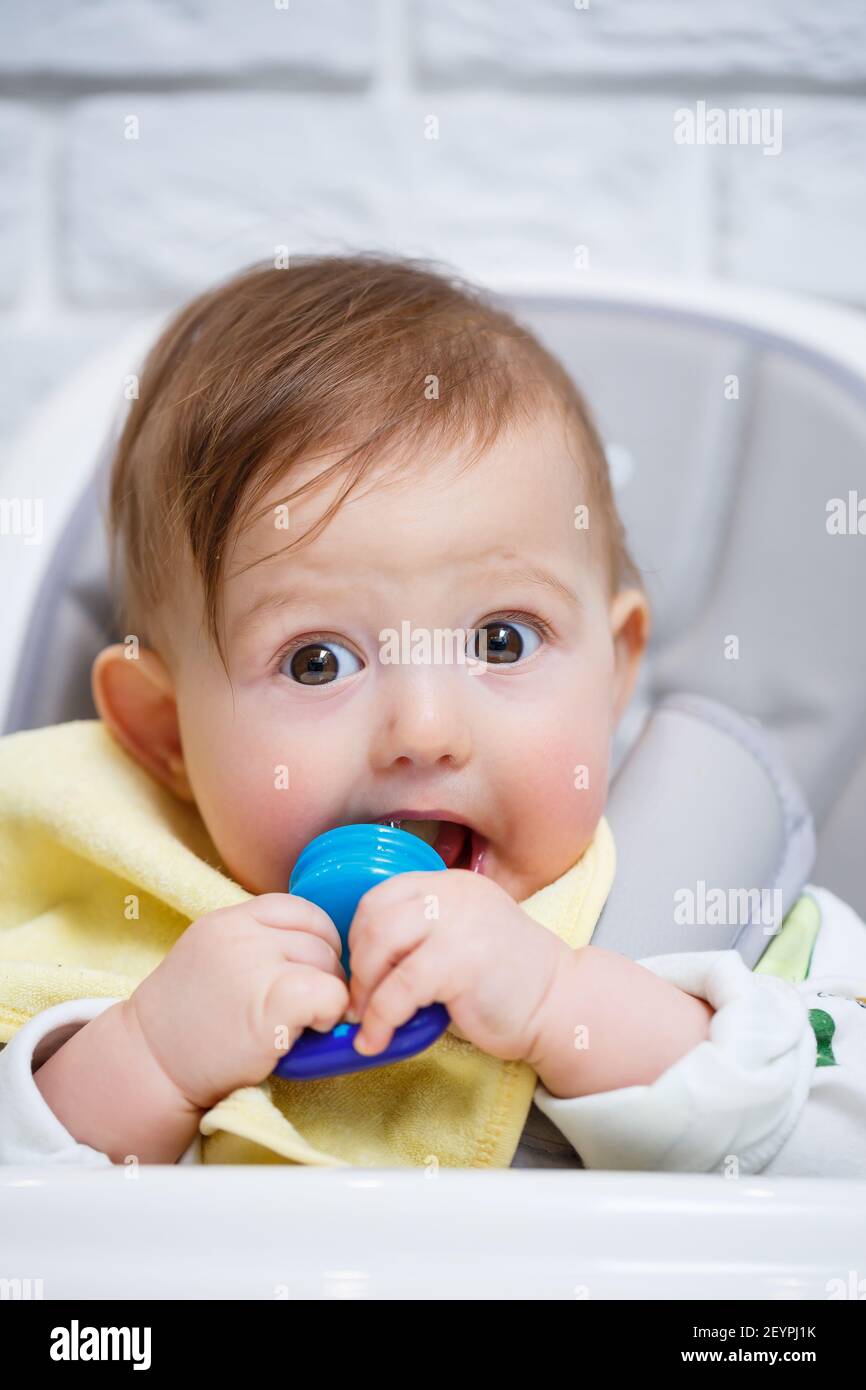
[91,644,194,801]
[608,588,650,727]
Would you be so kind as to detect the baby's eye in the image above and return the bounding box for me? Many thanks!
[470,620,542,665]
[280,640,363,685]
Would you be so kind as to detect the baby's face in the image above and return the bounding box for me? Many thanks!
[100,403,647,903]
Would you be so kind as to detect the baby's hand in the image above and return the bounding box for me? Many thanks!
[346,871,572,1065]
[127,894,350,1110]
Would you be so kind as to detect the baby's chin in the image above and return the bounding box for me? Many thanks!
[476,845,584,904]
[504,835,602,902]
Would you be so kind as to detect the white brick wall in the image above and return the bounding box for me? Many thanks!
[0,1,373,79]
[1,0,865,452]
[415,1,866,83]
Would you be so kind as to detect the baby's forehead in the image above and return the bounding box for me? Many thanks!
[236,414,584,565]
[222,420,596,635]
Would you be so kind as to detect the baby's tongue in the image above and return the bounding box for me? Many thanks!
[431,821,468,868]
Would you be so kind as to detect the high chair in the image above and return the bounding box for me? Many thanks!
[1,273,865,1298]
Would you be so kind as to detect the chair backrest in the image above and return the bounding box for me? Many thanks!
[501,281,866,917]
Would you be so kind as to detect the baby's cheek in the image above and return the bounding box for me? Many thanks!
[508,676,612,864]
[178,721,318,893]
[523,725,609,836]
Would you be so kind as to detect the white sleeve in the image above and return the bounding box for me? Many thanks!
[534,949,815,1174]
[0,998,201,1167]
[755,885,866,1178]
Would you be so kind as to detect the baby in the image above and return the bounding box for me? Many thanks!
[4,252,866,1174]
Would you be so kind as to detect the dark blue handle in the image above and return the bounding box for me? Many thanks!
[272,1002,450,1081]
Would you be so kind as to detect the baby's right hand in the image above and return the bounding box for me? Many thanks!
[125,894,350,1111]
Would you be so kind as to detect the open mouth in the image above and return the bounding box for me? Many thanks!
[378,818,487,873]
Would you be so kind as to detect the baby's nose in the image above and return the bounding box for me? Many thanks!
[371,678,473,769]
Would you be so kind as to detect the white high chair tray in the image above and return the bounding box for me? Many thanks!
[2,1166,865,1300]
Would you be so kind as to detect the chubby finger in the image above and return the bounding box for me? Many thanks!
[351,871,447,918]
[347,895,432,1019]
[275,928,347,981]
[268,963,350,1061]
[354,938,446,1056]
[247,891,344,963]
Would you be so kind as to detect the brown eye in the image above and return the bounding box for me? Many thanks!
[472,621,539,665]
[283,641,361,685]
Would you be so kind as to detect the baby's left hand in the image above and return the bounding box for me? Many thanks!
[346,869,572,1064]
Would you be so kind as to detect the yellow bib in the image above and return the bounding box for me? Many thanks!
[0,720,616,1168]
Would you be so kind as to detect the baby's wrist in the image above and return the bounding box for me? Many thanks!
[119,997,204,1112]
[527,944,716,1100]
[525,949,592,1098]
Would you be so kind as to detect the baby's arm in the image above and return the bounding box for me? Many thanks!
[530,885,866,1175]
[0,998,202,1166]
[33,1000,204,1164]
[528,944,715,1098]
[0,893,350,1168]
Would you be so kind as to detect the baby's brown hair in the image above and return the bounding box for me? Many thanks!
[107,251,642,675]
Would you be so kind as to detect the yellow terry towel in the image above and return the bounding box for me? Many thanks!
[0,720,615,1168]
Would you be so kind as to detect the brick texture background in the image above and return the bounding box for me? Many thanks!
[1,0,865,457]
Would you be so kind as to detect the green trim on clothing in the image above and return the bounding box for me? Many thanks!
[753,893,837,1067]
[753,892,821,984]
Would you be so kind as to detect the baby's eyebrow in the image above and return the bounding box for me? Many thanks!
[232,585,329,636]
[457,549,583,612]
[233,559,581,637]
[476,562,583,611]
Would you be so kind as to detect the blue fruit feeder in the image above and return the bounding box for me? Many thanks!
[272,822,451,1081]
